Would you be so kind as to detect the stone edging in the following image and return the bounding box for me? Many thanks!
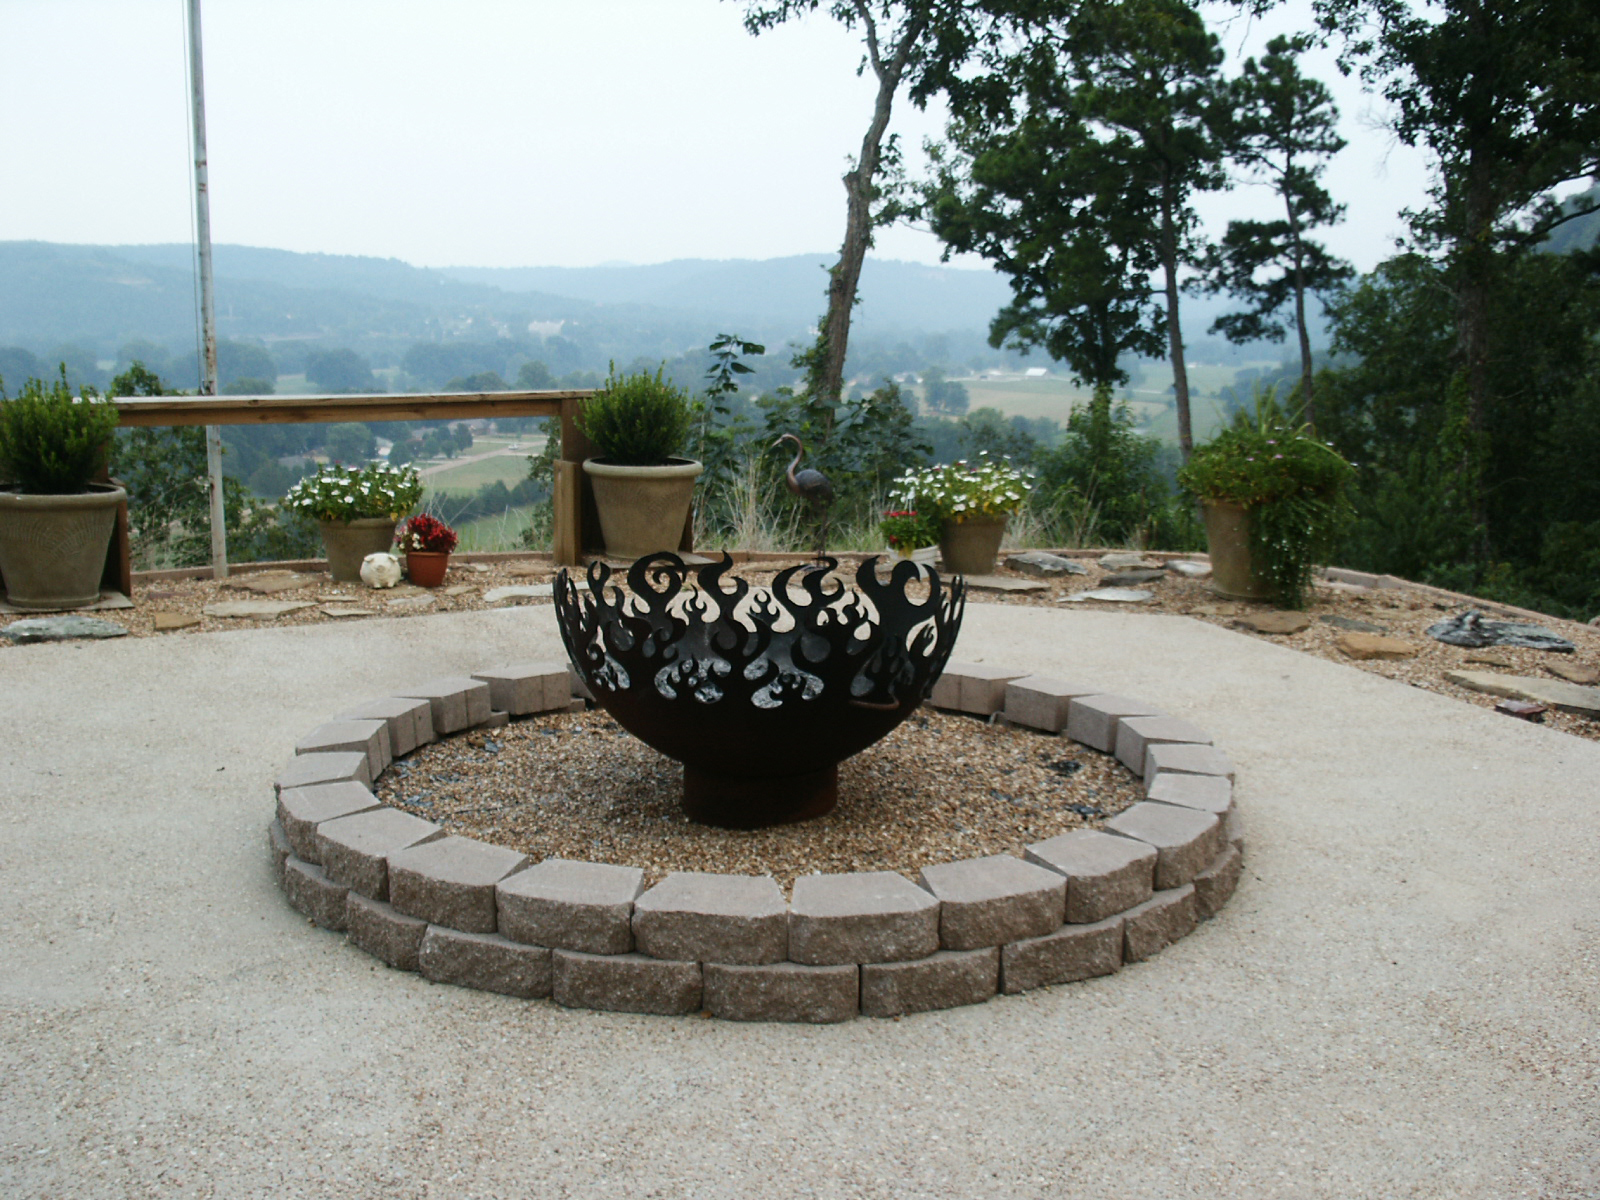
[269,661,1244,1023]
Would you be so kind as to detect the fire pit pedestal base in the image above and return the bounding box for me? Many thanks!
[683,764,839,829]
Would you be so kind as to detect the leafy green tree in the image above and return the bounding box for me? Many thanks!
[221,376,275,396]
[925,0,1228,457]
[515,360,556,389]
[1200,34,1352,425]
[920,365,970,413]
[305,348,376,394]
[443,371,511,392]
[323,422,377,464]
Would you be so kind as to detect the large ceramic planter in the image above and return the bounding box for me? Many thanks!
[583,458,702,559]
[1201,500,1273,601]
[0,484,125,610]
[939,515,1007,575]
[405,550,450,588]
[319,517,399,583]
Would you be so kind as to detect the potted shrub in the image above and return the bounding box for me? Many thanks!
[890,452,1034,575]
[396,512,458,587]
[0,368,124,610]
[283,462,424,582]
[1177,391,1354,607]
[579,365,700,559]
[879,509,939,563]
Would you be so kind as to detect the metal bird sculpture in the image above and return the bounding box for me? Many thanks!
[774,433,834,556]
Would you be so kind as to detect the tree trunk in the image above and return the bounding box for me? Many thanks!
[813,9,924,410]
[1286,188,1315,429]
[1160,173,1193,460]
[1457,145,1496,561]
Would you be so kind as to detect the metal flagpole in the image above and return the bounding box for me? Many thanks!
[186,0,228,578]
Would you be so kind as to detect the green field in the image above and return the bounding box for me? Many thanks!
[453,504,540,552]
[420,452,534,496]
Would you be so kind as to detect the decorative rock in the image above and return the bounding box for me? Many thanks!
[1442,670,1600,717]
[221,571,315,595]
[1145,771,1234,816]
[338,696,435,758]
[552,950,702,1015]
[1065,694,1163,753]
[1024,829,1155,923]
[1464,649,1516,668]
[359,552,402,589]
[295,719,392,780]
[1144,742,1235,781]
[859,948,998,1017]
[703,962,859,1024]
[1064,588,1153,604]
[1114,715,1211,774]
[283,859,348,931]
[1427,610,1575,653]
[267,819,291,886]
[319,606,373,619]
[151,612,201,631]
[484,584,553,603]
[506,563,544,577]
[275,750,371,794]
[419,926,552,998]
[1547,661,1600,686]
[1165,560,1211,579]
[276,780,383,863]
[471,662,573,716]
[200,600,317,619]
[1097,552,1160,570]
[387,836,528,934]
[1336,632,1420,660]
[345,893,428,970]
[1495,698,1547,720]
[1003,676,1100,733]
[1104,801,1222,889]
[788,871,940,965]
[316,807,443,900]
[385,594,436,612]
[2,615,129,643]
[634,873,788,964]
[497,858,644,954]
[1193,845,1243,919]
[918,855,1066,951]
[1234,612,1312,635]
[1102,569,1165,587]
[1321,614,1388,634]
[1000,915,1123,993]
[396,677,492,734]
[1005,551,1089,577]
[960,575,1050,594]
[928,662,1027,715]
[1123,885,1199,962]
[442,585,475,597]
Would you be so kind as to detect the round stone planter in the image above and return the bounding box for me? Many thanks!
[0,484,125,610]
[939,515,1007,575]
[1200,501,1273,601]
[583,458,701,559]
[269,661,1243,1023]
[319,518,399,583]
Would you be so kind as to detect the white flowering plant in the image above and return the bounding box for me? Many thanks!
[282,463,424,523]
[887,452,1034,524]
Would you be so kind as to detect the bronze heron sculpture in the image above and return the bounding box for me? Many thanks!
[774,433,834,555]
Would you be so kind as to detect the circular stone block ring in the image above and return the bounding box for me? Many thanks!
[268,661,1244,1023]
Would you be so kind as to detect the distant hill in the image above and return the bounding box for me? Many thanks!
[1545,186,1600,255]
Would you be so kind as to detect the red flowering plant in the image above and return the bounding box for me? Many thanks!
[396,512,458,554]
[879,509,939,553]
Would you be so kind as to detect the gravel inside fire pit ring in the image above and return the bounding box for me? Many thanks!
[374,707,1144,891]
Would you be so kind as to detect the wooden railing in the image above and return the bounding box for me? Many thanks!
[106,389,602,581]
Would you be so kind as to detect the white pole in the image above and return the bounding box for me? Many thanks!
[186,0,228,578]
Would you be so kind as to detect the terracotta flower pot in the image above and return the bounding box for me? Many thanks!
[939,515,1007,575]
[406,550,450,588]
[319,517,399,583]
[1201,500,1273,600]
[583,458,702,559]
[0,484,125,610]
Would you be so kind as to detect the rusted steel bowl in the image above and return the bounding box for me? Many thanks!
[554,553,966,829]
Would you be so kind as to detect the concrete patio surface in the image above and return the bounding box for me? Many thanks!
[2,601,1596,1199]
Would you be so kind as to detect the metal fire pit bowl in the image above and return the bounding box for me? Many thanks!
[554,553,966,829]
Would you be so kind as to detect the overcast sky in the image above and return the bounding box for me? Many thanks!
[1,0,1432,274]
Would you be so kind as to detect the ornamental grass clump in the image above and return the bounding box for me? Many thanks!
[888,452,1034,523]
[1177,390,1354,609]
[0,368,121,494]
[282,462,424,523]
[579,365,694,466]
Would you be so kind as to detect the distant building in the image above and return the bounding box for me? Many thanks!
[1024,367,1049,378]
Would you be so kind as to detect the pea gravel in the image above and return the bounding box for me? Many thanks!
[375,707,1142,888]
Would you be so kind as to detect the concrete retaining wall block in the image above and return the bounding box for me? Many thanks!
[315,808,444,901]
[1024,829,1156,924]
[295,719,392,781]
[1104,801,1223,890]
[275,751,371,795]
[552,950,703,1015]
[1123,885,1199,962]
[276,780,382,864]
[338,696,435,757]
[419,926,553,998]
[471,662,573,716]
[1001,915,1124,993]
[1143,742,1235,783]
[859,948,999,1017]
[1193,844,1243,919]
[395,677,492,735]
[267,819,290,887]
[497,858,643,954]
[1065,695,1164,753]
[703,962,859,1024]
[1145,772,1234,815]
[284,859,349,931]
[918,855,1067,951]
[346,892,428,971]
[633,873,788,964]
[1114,715,1211,774]
[788,871,940,966]
[387,836,528,934]
[1002,676,1099,733]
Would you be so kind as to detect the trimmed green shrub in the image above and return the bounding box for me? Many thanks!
[0,367,121,494]
[579,365,693,466]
